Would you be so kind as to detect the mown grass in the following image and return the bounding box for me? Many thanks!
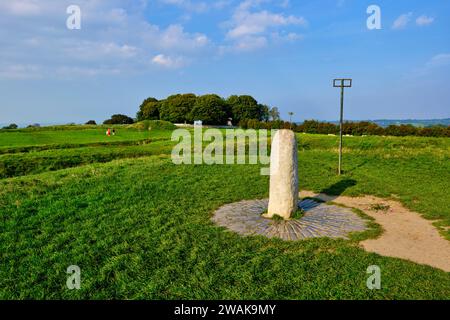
[0,128,171,152]
[0,127,449,299]
[0,141,176,178]
[1,157,449,299]
[295,134,450,238]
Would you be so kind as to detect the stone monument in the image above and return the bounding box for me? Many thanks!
[264,130,299,220]
[211,129,368,241]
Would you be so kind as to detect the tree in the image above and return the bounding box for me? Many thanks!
[103,114,134,125]
[227,95,263,123]
[189,94,227,125]
[269,107,280,121]
[238,119,248,129]
[139,97,158,107]
[259,104,270,122]
[2,123,18,129]
[137,97,160,121]
[159,93,197,123]
[85,120,97,125]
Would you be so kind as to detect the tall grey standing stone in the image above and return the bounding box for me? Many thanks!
[264,129,299,220]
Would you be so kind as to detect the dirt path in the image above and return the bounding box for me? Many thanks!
[300,191,450,272]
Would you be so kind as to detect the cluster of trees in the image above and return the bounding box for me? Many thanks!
[241,119,450,138]
[2,123,45,129]
[2,124,18,130]
[136,93,280,125]
[239,119,292,130]
[103,114,134,125]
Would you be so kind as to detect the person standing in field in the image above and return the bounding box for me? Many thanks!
[106,128,111,136]
[112,128,116,136]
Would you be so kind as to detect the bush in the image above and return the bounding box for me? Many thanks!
[2,123,18,130]
[239,119,450,138]
[85,120,97,125]
[104,114,134,125]
[246,119,261,129]
[127,120,176,131]
[238,119,248,129]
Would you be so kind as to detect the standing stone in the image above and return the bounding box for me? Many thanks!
[265,130,299,220]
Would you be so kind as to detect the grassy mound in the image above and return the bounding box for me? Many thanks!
[128,120,176,131]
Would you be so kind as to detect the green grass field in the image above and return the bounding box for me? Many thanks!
[0,126,449,299]
[0,127,149,147]
[0,127,172,153]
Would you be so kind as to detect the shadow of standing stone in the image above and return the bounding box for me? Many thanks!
[212,198,368,241]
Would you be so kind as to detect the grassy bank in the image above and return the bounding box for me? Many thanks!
[0,128,171,153]
[1,157,449,299]
[0,127,449,299]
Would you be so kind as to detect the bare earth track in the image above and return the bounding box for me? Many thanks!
[301,191,450,272]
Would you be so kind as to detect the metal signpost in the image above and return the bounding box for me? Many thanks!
[288,112,294,130]
[333,78,352,175]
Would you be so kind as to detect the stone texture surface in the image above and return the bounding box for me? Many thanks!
[212,199,368,241]
[266,130,299,219]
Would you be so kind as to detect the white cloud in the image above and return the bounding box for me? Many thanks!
[159,0,231,13]
[151,54,186,68]
[271,32,303,42]
[279,0,290,9]
[0,0,211,78]
[392,12,413,30]
[157,25,209,51]
[227,10,306,38]
[285,32,302,41]
[0,0,41,16]
[55,66,121,78]
[0,0,306,78]
[427,53,450,67]
[416,15,434,26]
[159,0,207,13]
[103,8,128,23]
[410,53,450,78]
[0,64,42,79]
[223,36,268,52]
[223,0,306,52]
[63,41,138,60]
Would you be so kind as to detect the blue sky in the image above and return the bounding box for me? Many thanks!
[0,0,449,125]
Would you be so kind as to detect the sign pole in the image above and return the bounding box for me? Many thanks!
[333,78,352,175]
[339,85,344,175]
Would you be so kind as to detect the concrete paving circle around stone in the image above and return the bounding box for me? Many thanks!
[212,198,368,241]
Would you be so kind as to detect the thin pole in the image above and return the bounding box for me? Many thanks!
[338,85,344,175]
[288,112,293,130]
